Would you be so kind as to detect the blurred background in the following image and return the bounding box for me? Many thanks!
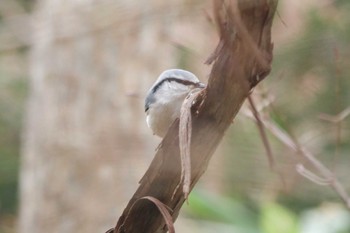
[0,0,350,233]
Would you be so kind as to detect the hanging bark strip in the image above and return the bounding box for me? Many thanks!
[109,1,277,232]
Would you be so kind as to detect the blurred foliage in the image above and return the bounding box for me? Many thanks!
[269,0,350,199]
[186,0,350,232]
[185,190,350,233]
[260,202,299,233]
[187,191,258,226]
[0,76,26,214]
[0,0,30,227]
[1,0,350,233]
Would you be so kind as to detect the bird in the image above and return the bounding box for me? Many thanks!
[145,69,205,137]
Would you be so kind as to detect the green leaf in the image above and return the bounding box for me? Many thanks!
[260,202,299,233]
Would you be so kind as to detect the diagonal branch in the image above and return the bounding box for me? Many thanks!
[108,1,278,232]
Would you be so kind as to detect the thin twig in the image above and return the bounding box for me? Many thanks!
[247,95,275,169]
[318,106,350,123]
[296,164,331,186]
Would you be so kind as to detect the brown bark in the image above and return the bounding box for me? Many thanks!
[110,0,278,233]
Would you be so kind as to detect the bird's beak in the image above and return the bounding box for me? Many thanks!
[198,82,206,89]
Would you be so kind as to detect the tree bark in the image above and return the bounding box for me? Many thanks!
[111,0,277,233]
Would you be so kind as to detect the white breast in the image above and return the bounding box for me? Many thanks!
[146,81,191,137]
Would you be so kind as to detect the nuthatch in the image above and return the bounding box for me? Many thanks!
[145,69,205,137]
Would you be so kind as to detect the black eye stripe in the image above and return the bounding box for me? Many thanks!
[146,77,204,112]
[151,77,201,94]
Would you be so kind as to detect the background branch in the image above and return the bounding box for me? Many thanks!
[245,103,350,208]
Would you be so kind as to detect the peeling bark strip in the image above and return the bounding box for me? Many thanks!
[109,1,277,232]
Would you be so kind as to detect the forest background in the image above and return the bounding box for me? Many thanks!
[0,0,350,233]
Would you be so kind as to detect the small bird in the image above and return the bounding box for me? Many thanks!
[145,69,205,137]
